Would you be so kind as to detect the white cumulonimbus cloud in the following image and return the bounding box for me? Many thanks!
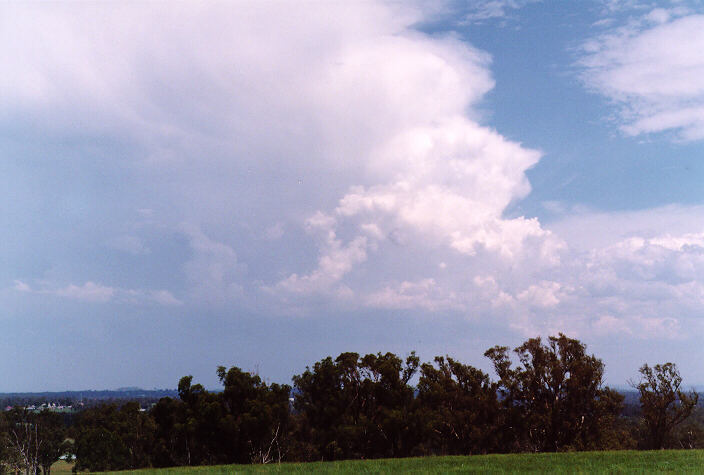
[2,1,704,342]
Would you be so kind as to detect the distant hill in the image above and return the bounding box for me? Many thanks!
[0,388,178,408]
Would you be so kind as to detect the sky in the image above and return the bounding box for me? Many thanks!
[2,0,704,391]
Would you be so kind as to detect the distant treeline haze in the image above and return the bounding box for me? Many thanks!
[0,334,701,473]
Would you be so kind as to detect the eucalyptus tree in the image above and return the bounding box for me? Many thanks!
[485,334,623,452]
[292,351,419,460]
[634,362,699,449]
[416,356,501,455]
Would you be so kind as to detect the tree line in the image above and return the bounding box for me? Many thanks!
[0,334,700,473]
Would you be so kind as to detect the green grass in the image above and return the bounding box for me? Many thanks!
[103,450,704,474]
[50,460,75,473]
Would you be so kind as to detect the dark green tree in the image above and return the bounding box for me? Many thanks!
[73,426,130,472]
[672,408,704,450]
[217,366,291,464]
[118,402,156,468]
[485,334,622,452]
[152,368,291,466]
[0,408,72,474]
[174,375,224,465]
[2,407,40,474]
[72,403,155,471]
[357,352,420,458]
[292,351,419,460]
[151,396,187,467]
[634,362,699,449]
[416,356,501,455]
[36,410,69,475]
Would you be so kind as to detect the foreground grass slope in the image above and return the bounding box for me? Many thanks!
[106,450,704,474]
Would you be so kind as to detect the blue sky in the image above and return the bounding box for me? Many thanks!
[2,0,704,391]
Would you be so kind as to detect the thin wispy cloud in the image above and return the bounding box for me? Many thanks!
[463,0,542,23]
[580,6,704,139]
[12,280,181,306]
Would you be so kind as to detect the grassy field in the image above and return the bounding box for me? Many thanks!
[51,460,75,473]
[100,450,704,473]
